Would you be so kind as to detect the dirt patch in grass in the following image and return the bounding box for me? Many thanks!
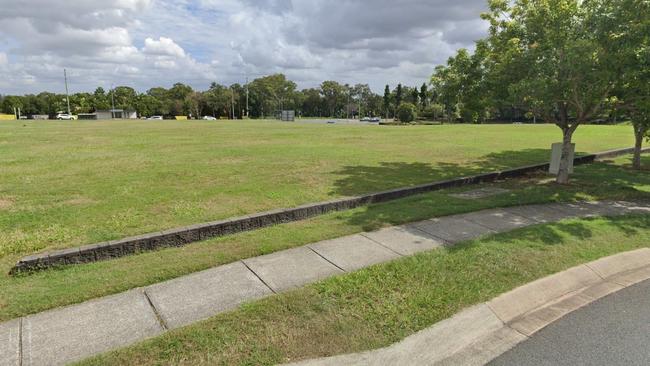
[0,198,14,210]
[64,197,98,206]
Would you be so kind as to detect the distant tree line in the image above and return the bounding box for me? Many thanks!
[0,74,436,120]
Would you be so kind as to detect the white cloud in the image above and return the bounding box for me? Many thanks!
[143,37,186,57]
[0,0,489,94]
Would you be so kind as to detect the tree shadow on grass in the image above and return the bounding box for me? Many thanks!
[331,151,650,247]
[331,148,556,197]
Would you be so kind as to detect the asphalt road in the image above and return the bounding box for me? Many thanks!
[489,279,650,366]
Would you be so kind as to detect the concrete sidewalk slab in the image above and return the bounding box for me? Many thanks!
[461,209,535,232]
[0,319,20,366]
[503,203,575,223]
[487,265,601,324]
[309,235,401,272]
[361,227,445,256]
[612,200,650,212]
[145,261,273,329]
[22,290,163,366]
[556,201,622,218]
[409,217,495,244]
[243,246,343,293]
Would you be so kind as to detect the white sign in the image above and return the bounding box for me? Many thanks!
[549,142,575,174]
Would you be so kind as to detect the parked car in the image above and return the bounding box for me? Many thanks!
[202,116,217,120]
[55,113,76,120]
[148,116,163,120]
[360,117,371,122]
[370,117,380,122]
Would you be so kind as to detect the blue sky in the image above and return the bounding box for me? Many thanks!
[0,0,489,94]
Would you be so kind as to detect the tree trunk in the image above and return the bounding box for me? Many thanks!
[633,124,645,170]
[556,127,575,184]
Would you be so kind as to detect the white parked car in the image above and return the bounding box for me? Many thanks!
[202,116,217,120]
[56,113,76,120]
[148,116,163,120]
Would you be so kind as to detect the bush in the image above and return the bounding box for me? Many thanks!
[421,104,444,120]
[397,103,417,123]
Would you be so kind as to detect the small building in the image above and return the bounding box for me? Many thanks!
[84,109,138,120]
[277,110,295,122]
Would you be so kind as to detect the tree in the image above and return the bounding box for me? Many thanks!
[482,0,617,183]
[320,80,345,117]
[110,86,138,111]
[204,83,230,118]
[383,85,391,118]
[397,103,418,123]
[419,83,428,109]
[92,87,110,110]
[600,0,650,169]
[395,84,403,109]
[410,87,420,106]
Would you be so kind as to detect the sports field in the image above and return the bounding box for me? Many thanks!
[0,120,635,261]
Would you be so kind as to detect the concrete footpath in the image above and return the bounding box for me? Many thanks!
[1,200,650,366]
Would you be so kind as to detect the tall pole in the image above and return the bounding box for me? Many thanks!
[231,87,235,120]
[110,83,116,119]
[245,76,249,118]
[64,69,71,115]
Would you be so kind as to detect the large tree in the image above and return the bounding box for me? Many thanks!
[482,0,617,183]
[598,0,650,169]
[320,80,345,117]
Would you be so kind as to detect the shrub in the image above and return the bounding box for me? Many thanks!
[397,103,417,123]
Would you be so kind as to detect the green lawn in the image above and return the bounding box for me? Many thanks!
[0,153,648,322]
[0,121,646,320]
[0,120,635,263]
[78,214,650,366]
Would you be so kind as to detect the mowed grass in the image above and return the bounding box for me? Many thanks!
[79,214,650,366]
[0,154,648,322]
[0,120,635,262]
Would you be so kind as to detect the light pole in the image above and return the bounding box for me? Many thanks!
[64,69,71,115]
[245,76,249,118]
[110,83,116,119]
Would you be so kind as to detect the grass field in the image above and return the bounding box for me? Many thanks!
[79,214,650,366]
[0,120,635,261]
[1,120,647,322]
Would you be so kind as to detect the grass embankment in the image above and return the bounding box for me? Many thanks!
[79,214,650,366]
[0,154,648,322]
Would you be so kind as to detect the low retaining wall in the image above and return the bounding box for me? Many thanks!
[11,146,648,274]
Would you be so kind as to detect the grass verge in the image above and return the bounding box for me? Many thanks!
[79,214,650,365]
[0,156,648,322]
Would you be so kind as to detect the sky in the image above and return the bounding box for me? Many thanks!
[0,0,489,95]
